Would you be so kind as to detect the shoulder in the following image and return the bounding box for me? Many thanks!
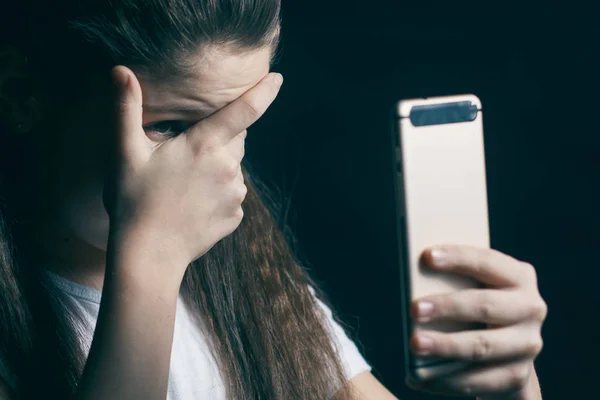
[307,285,373,380]
[307,287,399,400]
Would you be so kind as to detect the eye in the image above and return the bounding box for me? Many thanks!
[143,120,192,138]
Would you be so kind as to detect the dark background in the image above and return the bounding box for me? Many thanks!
[246,1,598,399]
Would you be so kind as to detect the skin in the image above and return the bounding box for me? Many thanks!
[1,45,545,399]
[25,46,274,290]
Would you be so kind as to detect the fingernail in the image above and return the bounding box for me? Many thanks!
[414,335,434,355]
[429,248,448,267]
[273,73,283,87]
[416,301,435,322]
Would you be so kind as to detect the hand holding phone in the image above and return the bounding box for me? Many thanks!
[391,94,546,398]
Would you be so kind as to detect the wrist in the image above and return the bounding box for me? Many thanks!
[106,226,190,294]
[519,369,542,400]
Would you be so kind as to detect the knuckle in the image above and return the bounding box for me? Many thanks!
[236,184,248,202]
[537,337,544,354]
[233,207,244,222]
[477,301,494,321]
[472,334,493,361]
[223,160,240,179]
[190,135,218,157]
[203,138,220,153]
[191,144,208,159]
[476,293,494,321]
[471,247,495,273]
[434,296,452,317]
[520,262,538,283]
[441,336,458,356]
[531,298,548,322]
[239,99,260,121]
[507,365,531,389]
[471,258,488,276]
[527,333,544,357]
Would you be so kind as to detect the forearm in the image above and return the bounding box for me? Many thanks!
[73,235,185,400]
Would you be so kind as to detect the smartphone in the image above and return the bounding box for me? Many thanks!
[391,94,490,382]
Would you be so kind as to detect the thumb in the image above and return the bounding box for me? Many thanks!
[111,65,149,166]
[103,66,147,218]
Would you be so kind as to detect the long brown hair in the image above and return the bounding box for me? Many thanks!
[0,1,360,399]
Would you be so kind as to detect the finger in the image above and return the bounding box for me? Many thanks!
[406,360,533,398]
[188,73,282,149]
[238,164,244,184]
[411,326,543,363]
[111,65,151,166]
[413,289,538,325]
[422,245,537,288]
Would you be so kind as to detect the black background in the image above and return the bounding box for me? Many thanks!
[247,1,599,399]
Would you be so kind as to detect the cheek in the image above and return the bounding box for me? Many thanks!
[49,91,115,250]
[58,179,110,251]
[51,133,112,251]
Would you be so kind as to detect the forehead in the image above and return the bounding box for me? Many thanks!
[140,46,273,114]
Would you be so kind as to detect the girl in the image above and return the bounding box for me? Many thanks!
[0,0,546,399]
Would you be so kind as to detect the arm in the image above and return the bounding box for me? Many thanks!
[71,65,279,400]
[73,234,186,400]
[0,235,184,400]
[1,65,281,400]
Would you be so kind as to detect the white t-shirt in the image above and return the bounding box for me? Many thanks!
[0,271,372,399]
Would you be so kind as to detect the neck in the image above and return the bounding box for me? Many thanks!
[22,216,107,291]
